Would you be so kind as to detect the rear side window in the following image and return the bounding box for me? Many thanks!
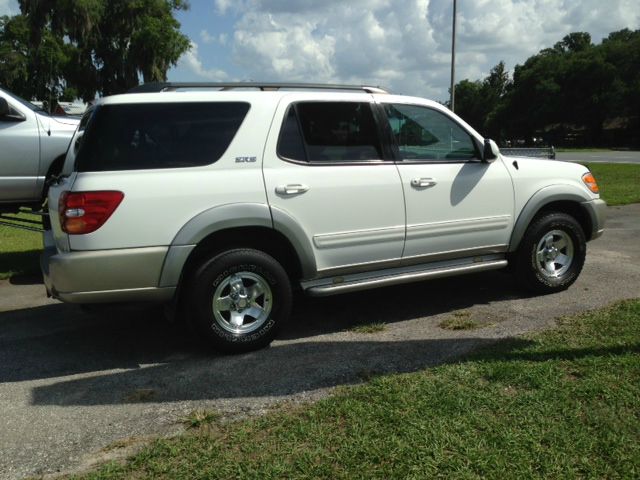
[76,102,250,172]
[277,102,383,162]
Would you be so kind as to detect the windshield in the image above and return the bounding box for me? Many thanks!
[0,87,49,114]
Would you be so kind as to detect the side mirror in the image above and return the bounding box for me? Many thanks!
[0,97,10,117]
[482,138,499,162]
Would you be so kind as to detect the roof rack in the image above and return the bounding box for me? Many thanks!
[127,82,389,94]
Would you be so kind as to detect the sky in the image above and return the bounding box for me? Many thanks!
[2,0,639,102]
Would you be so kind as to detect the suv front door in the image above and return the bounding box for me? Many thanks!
[263,95,405,275]
[380,101,514,262]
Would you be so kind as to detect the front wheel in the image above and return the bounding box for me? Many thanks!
[513,212,586,294]
[186,249,292,353]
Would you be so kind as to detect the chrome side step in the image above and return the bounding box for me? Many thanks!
[304,259,508,297]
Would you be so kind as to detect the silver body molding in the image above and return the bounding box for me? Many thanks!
[159,202,318,284]
[508,185,604,252]
[41,230,171,303]
[583,198,607,240]
[159,245,195,287]
[303,255,508,296]
[171,203,272,245]
[158,203,273,287]
[270,206,318,277]
[54,287,176,304]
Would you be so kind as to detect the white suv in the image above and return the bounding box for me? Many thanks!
[41,83,606,353]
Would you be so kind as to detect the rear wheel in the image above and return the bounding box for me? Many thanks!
[187,249,292,353]
[514,212,586,293]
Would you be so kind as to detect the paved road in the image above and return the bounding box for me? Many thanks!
[1,204,639,479]
[556,150,640,164]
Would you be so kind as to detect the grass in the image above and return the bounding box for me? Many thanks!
[181,410,221,430]
[0,212,43,280]
[439,310,483,330]
[585,162,640,206]
[349,322,387,334]
[71,299,640,479]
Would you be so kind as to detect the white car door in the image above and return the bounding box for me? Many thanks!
[379,101,515,262]
[263,94,406,274]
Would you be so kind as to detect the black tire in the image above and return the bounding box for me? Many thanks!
[186,248,292,353]
[513,212,586,294]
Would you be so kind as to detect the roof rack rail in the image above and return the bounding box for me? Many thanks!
[127,82,389,94]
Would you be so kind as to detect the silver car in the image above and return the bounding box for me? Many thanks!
[0,87,79,211]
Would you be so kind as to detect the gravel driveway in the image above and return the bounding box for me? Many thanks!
[1,204,639,480]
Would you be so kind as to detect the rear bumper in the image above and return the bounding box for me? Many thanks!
[41,232,175,304]
[582,198,607,240]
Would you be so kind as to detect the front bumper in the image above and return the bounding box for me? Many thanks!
[582,198,607,240]
[41,232,175,304]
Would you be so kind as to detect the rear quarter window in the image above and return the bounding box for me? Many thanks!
[75,102,250,172]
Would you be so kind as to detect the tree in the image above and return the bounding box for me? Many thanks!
[0,15,30,89]
[0,0,191,103]
[451,61,511,140]
[449,30,640,147]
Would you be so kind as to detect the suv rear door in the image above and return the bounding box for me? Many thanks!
[263,94,405,274]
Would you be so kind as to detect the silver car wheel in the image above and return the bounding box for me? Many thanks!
[534,229,574,278]
[211,271,273,334]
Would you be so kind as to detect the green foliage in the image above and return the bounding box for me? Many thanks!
[0,213,42,280]
[452,61,511,140]
[452,29,640,147]
[0,0,191,103]
[585,163,640,206]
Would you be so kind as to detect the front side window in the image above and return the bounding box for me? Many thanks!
[76,102,250,172]
[384,104,477,161]
[277,102,383,163]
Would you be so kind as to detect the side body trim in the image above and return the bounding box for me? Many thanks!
[316,244,507,278]
[313,225,405,249]
[56,287,176,304]
[406,215,511,240]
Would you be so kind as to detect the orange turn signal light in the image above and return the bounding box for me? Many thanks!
[582,172,599,194]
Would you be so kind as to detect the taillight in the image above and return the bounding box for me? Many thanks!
[59,191,124,234]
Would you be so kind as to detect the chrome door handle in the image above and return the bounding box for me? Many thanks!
[275,184,310,195]
[411,177,437,188]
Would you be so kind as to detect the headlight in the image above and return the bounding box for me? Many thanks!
[582,172,599,194]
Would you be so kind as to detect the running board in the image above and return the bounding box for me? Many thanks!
[305,259,508,297]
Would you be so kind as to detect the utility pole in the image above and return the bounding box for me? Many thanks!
[450,0,457,112]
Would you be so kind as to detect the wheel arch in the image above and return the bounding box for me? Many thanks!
[158,203,316,292]
[509,187,594,252]
[40,153,67,202]
[178,226,305,286]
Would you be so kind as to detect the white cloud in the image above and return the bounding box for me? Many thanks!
[214,0,639,101]
[177,41,229,81]
[0,0,17,16]
[200,29,228,46]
